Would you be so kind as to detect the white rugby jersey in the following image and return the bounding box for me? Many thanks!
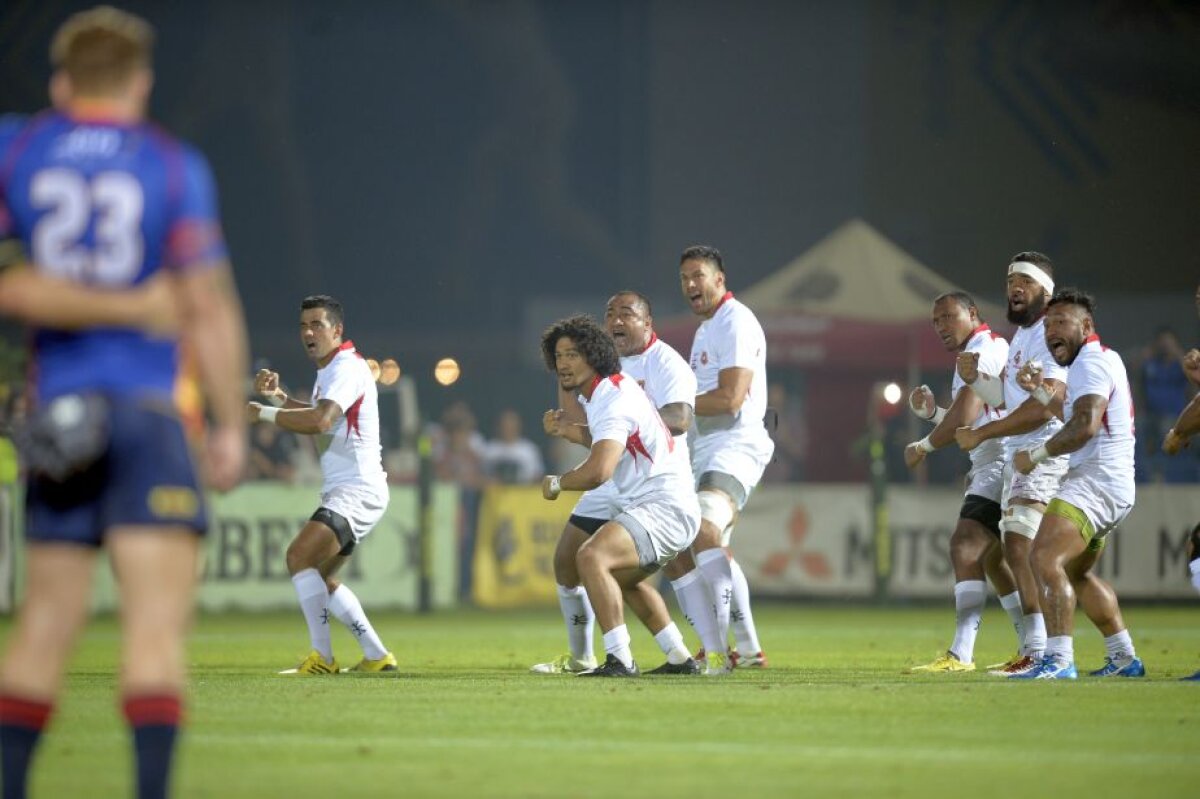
[620,334,696,459]
[311,341,387,493]
[1002,317,1066,458]
[689,293,770,439]
[951,324,1008,468]
[579,373,693,504]
[1063,336,1135,484]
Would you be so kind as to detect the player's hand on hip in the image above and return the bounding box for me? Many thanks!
[955,352,980,384]
[907,385,935,420]
[1014,449,1036,475]
[954,425,980,451]
[903,442,927,469]
[205,424,247,492]
[254,368,282,399]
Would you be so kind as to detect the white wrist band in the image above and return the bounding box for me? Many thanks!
[916,436,935,453]
[548,475,562,498]
[928,407,947,425]
[267,393,286,408]
[1031,385,1054,406]
[1029,445,1050,465]
[259,406,279,425]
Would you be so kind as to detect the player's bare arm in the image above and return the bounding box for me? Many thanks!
[1163,394,1200,454]
[0,263,179,334]
[904,385,982,468]
[543,408,592,447]
[249,397,342,435]
[1014,393,1107,474]
[1015,360,1065,419]
[695,366,752,416]
[955,381,1063,451]
[178,260,249,491]
[657,401,694,436]
[1182,348,1200,388]
[543,439,624,499]
[254,368,311,410]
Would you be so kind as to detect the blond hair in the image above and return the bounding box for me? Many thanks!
[50,6,154,96]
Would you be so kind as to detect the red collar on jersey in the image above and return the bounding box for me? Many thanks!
[338,340,356,352]
[631,332,658,356]
[1083,333,1100,345]
[586,372,623,397]
[969,323,991,337]
[713,291,734,314]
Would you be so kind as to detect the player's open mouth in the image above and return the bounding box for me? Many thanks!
[1048,338,1066,358]
[1009,298,1026,310]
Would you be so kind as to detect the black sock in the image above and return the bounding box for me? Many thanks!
[123,695,181,799]
[0,694,53,799]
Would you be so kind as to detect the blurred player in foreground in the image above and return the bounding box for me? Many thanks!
[904,292,1020,672]
[249,295,396,675]
[540,315,700,676]
[0,7,249,798]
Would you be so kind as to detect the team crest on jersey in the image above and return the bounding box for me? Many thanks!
[1011,351,1022,368]
[700,352,708,365]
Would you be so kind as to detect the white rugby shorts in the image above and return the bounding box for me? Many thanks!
[319,481,389,541]
[1001,455,1068,509]
[1052,468,1134,541]
[691,429,773,505]
[570,480,621,522]
[613,492,701,572]
[965,456,1004,503]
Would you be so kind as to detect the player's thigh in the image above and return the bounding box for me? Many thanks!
[108,525,201,630]
[577,521,642,575]
[287,518,344,571]
[554,521,595,584]
[1031,508,1088,569]
[11,543,99,644]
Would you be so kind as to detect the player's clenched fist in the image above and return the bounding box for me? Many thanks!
[955,352,980,384]
[908,385,935,420]
[1014,449,1036,475]
[255,368,281,397]
[903,441,928,469]
[543,408,565,437]
[954,425,981,452]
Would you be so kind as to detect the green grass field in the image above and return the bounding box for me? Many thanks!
[2,604,1198,798]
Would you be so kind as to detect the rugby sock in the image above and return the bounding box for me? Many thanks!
[729,557,763,655]
[555,584,595,661]
[1022,612,1047,657]
[122,693,181,799]
[1046,635,1074,664]
[328,585,388,660]
[696,549,734,650]
[949,580,986,663]
[653,622,691,665]
[0,694,52,799]
[291,568,333,661]
[1104,629,1135,662]
[602,625,634,669]
[671,571,722,657]
[998,591,1024,646]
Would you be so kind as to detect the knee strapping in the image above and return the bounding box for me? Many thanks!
[698,491,735,534]
[1001,505,1043,541]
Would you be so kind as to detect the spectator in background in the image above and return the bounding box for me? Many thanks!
[483,408,544,485]
[1139,327,1195,482]
[761,382,808,483]
[433,401,487,601]
[247,422,298,483]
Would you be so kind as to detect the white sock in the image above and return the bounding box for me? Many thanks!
[653,622,691,665]
[1046,635,1074,663]
[949,580,986,663]
[671,570,721,656]
[1104,629,1135,662]
[556,584,595,661]
[1023,613,1047,657]
[728,557,762,655]
[291,568,332,660]
[998,591,1024,648]
[602,625,633,669]
[328,585,388,660]
[696,549,733,650]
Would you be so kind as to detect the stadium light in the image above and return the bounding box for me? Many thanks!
[434,357,461,386]
[379,358,401,386]
[366,358,381,382]
[882,382,903,405]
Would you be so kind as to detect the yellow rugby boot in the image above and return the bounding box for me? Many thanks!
[343,652,398,673]
[909,652,975,673]
[278,650,339,675]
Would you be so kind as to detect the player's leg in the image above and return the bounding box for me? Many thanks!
[621,581,696,674]
[1022,501,1089,679]
[314,492,395,673]
[0,542,99,799]
[283,514,344,673]
[532,519,599,673]
[575,522,646,676]
[691,485,737,661]
[108,525,199,799]
[661,549,721,661]
[1069,542,1143,677]
[727,550,765,666]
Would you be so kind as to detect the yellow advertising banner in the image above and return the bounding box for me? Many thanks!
[472,485,573,608]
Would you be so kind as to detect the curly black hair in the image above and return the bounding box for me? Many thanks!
[540,314,621,376]
[1047,287,1096,317]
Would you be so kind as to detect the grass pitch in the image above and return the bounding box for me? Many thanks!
[2,604,1197,798]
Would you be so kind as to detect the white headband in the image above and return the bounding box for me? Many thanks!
[1008,261,1055,296]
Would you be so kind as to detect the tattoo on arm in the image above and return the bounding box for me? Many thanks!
[1047,395,1106,456]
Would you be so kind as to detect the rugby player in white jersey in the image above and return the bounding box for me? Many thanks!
[660,246,773,674]
[1013,288,1143,679]
[540,315,701,677]
[532,291,701,675]
[904,292,1021,673]
[952,252,1067,675]
[248,295,397,675]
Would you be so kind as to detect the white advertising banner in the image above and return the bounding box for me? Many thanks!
[734,484,1200,599]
